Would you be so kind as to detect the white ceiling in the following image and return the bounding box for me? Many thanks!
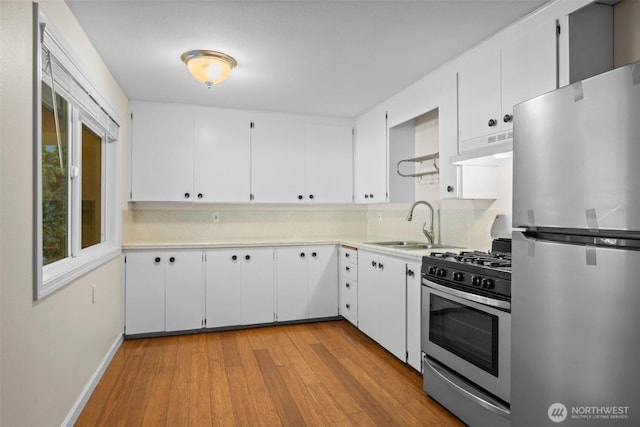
[65,0,549,118]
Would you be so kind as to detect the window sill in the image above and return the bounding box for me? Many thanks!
[39,244,121,300]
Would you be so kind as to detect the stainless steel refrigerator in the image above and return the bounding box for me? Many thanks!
[512,61,640,426]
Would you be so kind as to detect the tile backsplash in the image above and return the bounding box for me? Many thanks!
[123,205,503,250]
[122,207,368,244]
[366,207,503,251]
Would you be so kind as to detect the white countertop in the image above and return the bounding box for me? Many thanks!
[122,236,472,260]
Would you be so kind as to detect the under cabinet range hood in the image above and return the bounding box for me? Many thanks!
[450,140,512,165]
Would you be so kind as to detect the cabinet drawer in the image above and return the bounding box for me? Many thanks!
[339,277,358,325]
[340,261,358,281]
[340,246,358,263]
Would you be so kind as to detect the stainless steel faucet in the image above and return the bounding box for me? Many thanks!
[406,200,435,244]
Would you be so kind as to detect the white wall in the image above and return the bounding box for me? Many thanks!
[0,1,128,425]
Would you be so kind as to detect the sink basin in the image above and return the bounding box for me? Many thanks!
[366,241,452,250]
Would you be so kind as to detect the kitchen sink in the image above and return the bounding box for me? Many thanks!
[366,241,453,251]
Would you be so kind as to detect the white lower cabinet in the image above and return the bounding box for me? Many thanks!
[358,250,407,361]
[406,260,422,372]
[205,248,275,327]
[125,250,204,335]
[276,245,338,321]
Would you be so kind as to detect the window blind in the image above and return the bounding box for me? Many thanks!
[40,25,120,141]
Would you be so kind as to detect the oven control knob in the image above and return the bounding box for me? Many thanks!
[436,268,447,278]
[453,272,464,281]
[482,278,495,289]
[428,266,437,275]
[472,276,483,286]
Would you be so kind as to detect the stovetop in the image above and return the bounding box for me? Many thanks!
[422,249,512,300]
[430,251,512,273]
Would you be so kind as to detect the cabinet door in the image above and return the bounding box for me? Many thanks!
[241,248,275,325]
[354,108,387,203]
[130,103,194,201]
[457,47,501,144]
[406,260,422,371]
[308,245,338,318]
[165,251,204,332]
[501,19,557,132]
[251,120,306,202]
[358,251,407,360]
[125,252,166,335]
[357,251,379,339]
[194,110,251,202]
[206,249,243,328]
[305,124,353,203]
[276,247,309,322]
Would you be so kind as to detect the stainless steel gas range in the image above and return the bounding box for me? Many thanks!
[421,243,511,427]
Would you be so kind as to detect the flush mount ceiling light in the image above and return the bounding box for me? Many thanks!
[180,50,237,88]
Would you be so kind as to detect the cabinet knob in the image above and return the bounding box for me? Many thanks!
[311,252,317,258]
[309,194,314,200]
[300,252,306,259]
[503,114,513,123]
[447,185,454,193]
[488,119,497,127]
[231,255,237,261]
[169,257,176,263]
[197,193,203,199]
[298,195,303,200]
[378,263,384,270]
[245,255,251,261]
[364,194,369,199]
[184,192,190,199]
[346,282,351,288]
[345,266,350,272]
[371,261,377,267]
[345,303,351,310]
[369,194,374,198]
[407,269,414,277]
[345,253,350,258]
[154,257,161,263]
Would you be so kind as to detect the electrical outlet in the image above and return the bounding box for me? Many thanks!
[91,284,96,304]
[212,212,220,223]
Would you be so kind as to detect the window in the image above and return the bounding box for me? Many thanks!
[81,122,105,249]
[41,82,70,265]
[34,7,121,300]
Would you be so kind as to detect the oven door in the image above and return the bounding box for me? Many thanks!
[422,279,510,403]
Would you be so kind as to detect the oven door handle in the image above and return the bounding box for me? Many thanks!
[423,355,510,418]
[422,279,511,311]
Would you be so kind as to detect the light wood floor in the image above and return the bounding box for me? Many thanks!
[76,320,464,426]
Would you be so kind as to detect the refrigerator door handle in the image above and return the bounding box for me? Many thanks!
[423,355,510,418]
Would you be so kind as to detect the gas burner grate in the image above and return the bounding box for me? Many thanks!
[430,250,512,270]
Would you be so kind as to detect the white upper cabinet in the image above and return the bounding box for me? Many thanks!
[354,107,387,203]
[251,119,307,203]
[458,47,502,147]
[458,19,557,153]
[501,19,558,129]
[131,102,352,204]
[305,124,353,203]
[251,119,353,203]
[130,102,195,202]
[193,110,251,202]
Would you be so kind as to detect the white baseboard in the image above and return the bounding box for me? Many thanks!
[61,334,123,427]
